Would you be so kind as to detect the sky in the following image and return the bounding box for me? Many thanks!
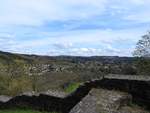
[0,0,150,56]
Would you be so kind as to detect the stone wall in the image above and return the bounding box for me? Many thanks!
[63,77,150,112]
[0,76,150,113]
[0,94,64,112]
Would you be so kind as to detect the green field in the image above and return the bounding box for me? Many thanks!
[0,109,58,113]
[64,82,80,93]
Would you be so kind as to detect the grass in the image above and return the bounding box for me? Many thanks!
[64,82,80,93]
[0,109,58,113]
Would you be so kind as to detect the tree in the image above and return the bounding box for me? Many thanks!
[133,32,150,57]
[133,32,150,75]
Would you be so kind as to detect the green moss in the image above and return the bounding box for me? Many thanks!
[64,82,80,93]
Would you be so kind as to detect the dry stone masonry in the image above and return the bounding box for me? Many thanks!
[0,75,150,113]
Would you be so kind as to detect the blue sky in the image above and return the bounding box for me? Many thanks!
[0,0,150,56]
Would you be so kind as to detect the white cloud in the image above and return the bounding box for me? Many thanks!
[47,46,131,56]
[53,42,73,49]
[130,0,150,5]
[1,0,150,26]
[120,0,150,23]
[5,27,146,56]
[125,11,150,23]
[47,47,102,56]
[0,0,108,26]
[12,28,144,47]
[68,48,101,56]
[0,33,17,52]
[0,0,150,56]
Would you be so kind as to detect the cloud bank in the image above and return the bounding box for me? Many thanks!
[0,0,150,56]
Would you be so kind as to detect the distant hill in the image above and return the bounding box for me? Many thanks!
[0,51,138,96]
[0,50,136,74]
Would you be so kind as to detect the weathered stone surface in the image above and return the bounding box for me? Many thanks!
[69,88,132,113]
[69,90,97,113]
[106,74,150,81]
[0,95,12,102]
[21,90,67,98]
[69,88,149,113]
[92,89,132,112]
[41,90,67,98]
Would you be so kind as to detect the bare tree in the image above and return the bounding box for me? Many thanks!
[133,32,150,57]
